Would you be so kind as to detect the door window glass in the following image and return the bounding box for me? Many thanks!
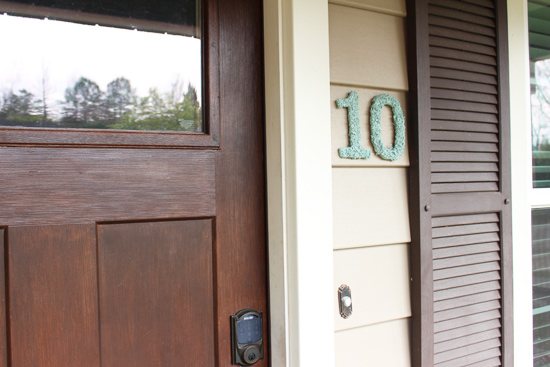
[0,0,202,132]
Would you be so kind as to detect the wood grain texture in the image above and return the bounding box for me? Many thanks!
[331,86,409,167]
[332,168,411,249]
[335,319,411,367]
[329,4,408,90]
[8,224,99,367]
[215,0,268,365]
[333,244,411,331]
[97,220,214,367]
[0,231,6,367]
[0,147,215,226]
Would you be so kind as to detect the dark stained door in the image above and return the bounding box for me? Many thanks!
[0,0,267,366]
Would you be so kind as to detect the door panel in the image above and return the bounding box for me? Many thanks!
[0,148,215,226]
[8,224,99,367]
[98,220,214,366]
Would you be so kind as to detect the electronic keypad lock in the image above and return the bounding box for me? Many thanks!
[231,308,264,365]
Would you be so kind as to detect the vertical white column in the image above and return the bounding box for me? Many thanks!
[264,0,335,366]
[508,0,533,365]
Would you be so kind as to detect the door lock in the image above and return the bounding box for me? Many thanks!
[231,309,264,365]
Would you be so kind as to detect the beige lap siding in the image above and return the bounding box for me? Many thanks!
[329,1,411,366]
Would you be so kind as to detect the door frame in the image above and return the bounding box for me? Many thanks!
[264,0,335,366]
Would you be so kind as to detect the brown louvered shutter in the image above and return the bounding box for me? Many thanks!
[407,0,513,366]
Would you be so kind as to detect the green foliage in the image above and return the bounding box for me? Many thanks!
[0,77,202,132]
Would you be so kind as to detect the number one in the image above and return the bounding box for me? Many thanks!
[337,91,371,160]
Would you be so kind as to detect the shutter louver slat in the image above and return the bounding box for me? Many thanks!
[428,0,496,18]
[428,16,496,37]
[434,270,501,291]
[431,99,499,114]
[431,77,498,94]
[434,338,501,364]
[408,0,511,365]
[431,142,498,152]
[434,299,501,323]
[430,46,497,66]
[432,132,498,143]
[435,347,501,367]
[432,121,498,133]
[429,26,496,47]
[429,36,496,56]
[431,90,498,105]
[430,68,498,85]
[428,5,496,27]
[435,328,501,354]
[434,319,502,343]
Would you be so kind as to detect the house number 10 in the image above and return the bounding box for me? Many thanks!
[337,91,405,162]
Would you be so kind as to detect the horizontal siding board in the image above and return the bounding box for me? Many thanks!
[432,213,499,227]
[431,120,498,133]
[329,4,408,90]
[434,300,501,323]
[431,141,498,153]
[433,253,500,270]
[434,319,502,343]
[431,162,498,172]
[431,152,499,162]
[434,281,501,301]
[431,77,498,94]
[430,67,497,85]
[428,15,496,37]
[432,222,499,238]
[429,26,496,47]
[433,242,500,259]
[332,168,410,248]
[434,347,501,367]
[434,271,501,292]
[428,4,495,27]
[428,0,495,18]
[429,36,496,56]
[333,244,411,331]
[431,99,498,114]
[433,232,500,248]
[335,319,411,367]
[430,46,497,66]
[435,329,501,356]
[434,263,501,281]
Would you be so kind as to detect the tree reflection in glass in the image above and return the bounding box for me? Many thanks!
[0,13,202,132]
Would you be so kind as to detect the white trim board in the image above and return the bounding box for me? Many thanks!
[264,0,335,366]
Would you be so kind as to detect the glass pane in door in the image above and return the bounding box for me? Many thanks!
[0,0,202,132]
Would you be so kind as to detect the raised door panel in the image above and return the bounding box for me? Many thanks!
[97,220,214,367]
[8,224,100,367]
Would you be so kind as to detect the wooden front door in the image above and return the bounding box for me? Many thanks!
[0,0,267,366]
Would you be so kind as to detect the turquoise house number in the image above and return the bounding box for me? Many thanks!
[337,91,405,162]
